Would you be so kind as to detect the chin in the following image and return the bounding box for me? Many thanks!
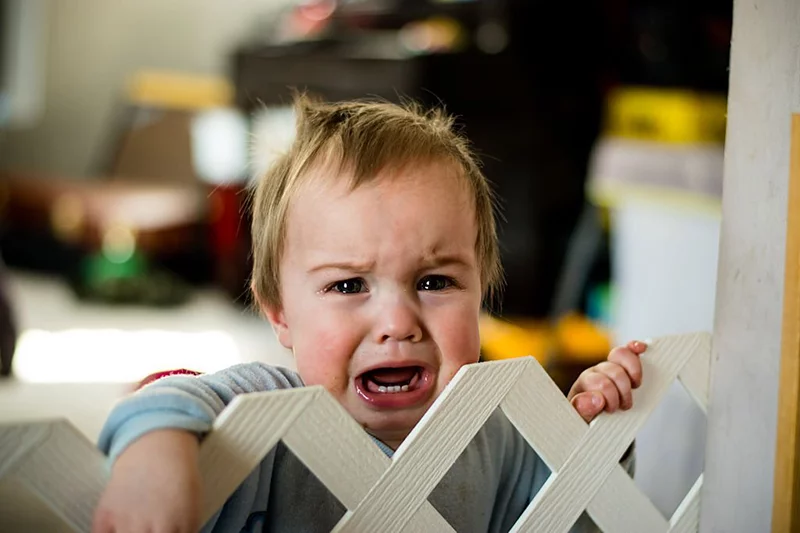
[359,407,428,443]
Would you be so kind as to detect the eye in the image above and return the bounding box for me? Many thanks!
[329,278,367,294]
[417,275,454,291]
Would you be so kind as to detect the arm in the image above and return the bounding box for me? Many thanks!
[98,362,303,462]
[92,362,302,533]
[93,429,204,533]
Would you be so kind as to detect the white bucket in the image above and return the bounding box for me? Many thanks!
[589,138,723,516]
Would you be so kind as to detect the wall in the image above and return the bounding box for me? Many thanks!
[0,0,293,177]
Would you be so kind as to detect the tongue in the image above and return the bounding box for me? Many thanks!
[368,367,417,385]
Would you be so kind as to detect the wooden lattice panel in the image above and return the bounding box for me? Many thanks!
[0,332,711,532]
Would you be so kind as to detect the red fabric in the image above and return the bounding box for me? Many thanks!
[209,185,243,256]
[136,368,202,390]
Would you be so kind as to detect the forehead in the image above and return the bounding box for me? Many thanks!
[284,160,477,261]
[296,157,471,211]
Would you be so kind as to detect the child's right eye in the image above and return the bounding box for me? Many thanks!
[328,278,367,294]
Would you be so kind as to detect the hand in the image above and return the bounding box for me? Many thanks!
[92,429,203,533]
[567,340,646,423]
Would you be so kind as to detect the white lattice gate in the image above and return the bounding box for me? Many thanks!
[0,332,711,532]
[201,331,712,532]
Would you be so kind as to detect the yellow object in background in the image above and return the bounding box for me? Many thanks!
[479,312,612,365]
[478,314,552,364]
[399,16,467,54]
[127,71,234,111]
[554,312,612,363]
[604,87,727,145]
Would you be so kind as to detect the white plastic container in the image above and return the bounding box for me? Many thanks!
[588,137,723,517]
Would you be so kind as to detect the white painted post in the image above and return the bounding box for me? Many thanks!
[702,1,800,532]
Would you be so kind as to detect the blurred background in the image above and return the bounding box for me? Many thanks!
[0,0,730,519]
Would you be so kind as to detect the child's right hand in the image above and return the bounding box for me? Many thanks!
[92,429,203,533]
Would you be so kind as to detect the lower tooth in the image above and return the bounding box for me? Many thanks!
[375,384,409,393]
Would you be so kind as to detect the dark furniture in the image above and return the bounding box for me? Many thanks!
[232,41,603,318]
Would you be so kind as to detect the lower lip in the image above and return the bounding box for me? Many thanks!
[354,370,435,409]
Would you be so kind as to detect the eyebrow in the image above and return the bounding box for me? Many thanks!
[306,253,473,275]
[419,253,473,270]
[307,260,376,275]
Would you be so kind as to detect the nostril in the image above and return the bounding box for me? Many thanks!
[380,331,421,343]
[376,314,423,343]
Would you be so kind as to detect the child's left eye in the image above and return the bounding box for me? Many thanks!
[417,275,454,291]
[329,278,367,294]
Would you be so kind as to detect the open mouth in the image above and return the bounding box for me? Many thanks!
[362,366,422,393]
[354,365,434,408]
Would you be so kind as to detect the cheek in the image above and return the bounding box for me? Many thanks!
[292,312,362,393]
[433,302,482,370]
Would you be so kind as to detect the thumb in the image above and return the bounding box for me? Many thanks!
[571,391,605,423]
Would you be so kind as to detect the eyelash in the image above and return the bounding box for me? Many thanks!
[417,275,456,292]
[326,278,367,295]
[324,275,457,295]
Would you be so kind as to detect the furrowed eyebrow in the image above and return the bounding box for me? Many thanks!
[306,252,473,275]
[419,253,473,270]
[307,260,375,275]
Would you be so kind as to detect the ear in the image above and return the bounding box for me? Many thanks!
[252,283,293,349]
[263,304,293,350]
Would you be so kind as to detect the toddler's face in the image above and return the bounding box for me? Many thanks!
[264,160,483,449]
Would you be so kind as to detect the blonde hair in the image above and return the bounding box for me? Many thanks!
[250,94,502,309]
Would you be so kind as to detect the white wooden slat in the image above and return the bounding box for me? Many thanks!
[281,389,453,532]
[23,422,106,532]
[0,422,51,474]
[333,358,531,533]
[503,350,671,533]
[0,421,106,533]
[587,463,669,533]
[198,387,319,525]
[503,358,668,533]
[678,334,712,413]
[501,358,587,471]
[511,333,710,533]
[669,474,703,533]
[282,391,390,508]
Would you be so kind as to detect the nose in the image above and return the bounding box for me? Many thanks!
[374,292,423,344]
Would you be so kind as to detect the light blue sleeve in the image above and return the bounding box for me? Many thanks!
[97,362,304,462]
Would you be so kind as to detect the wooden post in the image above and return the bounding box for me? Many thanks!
[701,1,800,532]
[772,115,800,532]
